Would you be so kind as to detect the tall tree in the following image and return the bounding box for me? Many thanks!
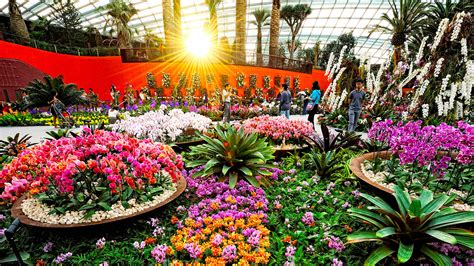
[269,0,281,67]
[371,0,428,65]
[251,8,271,65]
[205,0,224,47]
[8,0,30,41]
[49,0,83,46]
[280,4,312,60]
[99,0,138,49]
[173,0,182,50]
[162,0,173,51]
[235,0,247,64]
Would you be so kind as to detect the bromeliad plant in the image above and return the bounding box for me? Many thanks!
[347,186,474,266]
[188,124,275,188]
[304,124,360,153]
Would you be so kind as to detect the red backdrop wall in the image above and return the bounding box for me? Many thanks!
[0,41,330,101]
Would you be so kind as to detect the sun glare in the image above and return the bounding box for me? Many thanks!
[185,30,212,59]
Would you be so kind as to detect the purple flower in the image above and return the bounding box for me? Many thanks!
[53,252,73,264]
[332,258,344,266]
[302,212,314,226]
[247,230,261,247]
[352,190,360,198]
[222,245,237,262]
[133,241,146,250]
[43,242,54,253]
[153,227,164,237]
[323,190,331,196]
[342,202,350,209]
[285,245,296,257]
[328,236,345,252]
[151,244,168,263]
[288,169,296,175]
[184,243,202,259]
[99,262,109,266]
[317,197,323,204]
[212,233,223,246]
[96,237,106,249]
[344,181,351,186]
[0,228,4,238]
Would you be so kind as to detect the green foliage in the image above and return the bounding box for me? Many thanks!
[45,128,78,140]
[347,186,474,265]
[0,133,35,157]
[306,150,344,178]
[280,4,312,59]
[188,124,275,188]
[319,32,357,68]
[98,0,138,48]
[22,75,87,109]
[304,124,360,153]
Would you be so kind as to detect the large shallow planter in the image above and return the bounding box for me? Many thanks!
[11,176,187,229]
[350,151,393,194]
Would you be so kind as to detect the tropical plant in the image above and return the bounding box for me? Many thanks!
[0,133,35,158]
[347,186,474,265]
[251,8,271,65]
[269,0,281,66]
[98,0,138,48]
[280,4,312,60]
[205,0,224,46]
[45,128,78,140]
[188,124,275,188]
[306,150,343,178]
[30,16,52,41]
[48,0,83,46]
[235,0,247,64]
[22,75,87,108]
[8,0,30,41]
[304,124,360,153]
[319,32,357,68]
[143,28,163,48]
[371,0,428,64]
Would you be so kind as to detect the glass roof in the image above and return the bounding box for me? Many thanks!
[0,0,403,64]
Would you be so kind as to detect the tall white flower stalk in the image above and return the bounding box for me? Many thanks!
[322,67,346,104]
[416,62,432,82]
[409,79,430,111]
[334,46,347,74]
[461,38,468,62]
[325,52,335,76]
[450,12,466,42]
[433,58,444,77]
[431,18,450,53]
[415,37,428,64]
[422,104,429,118]
[397,69,421,98]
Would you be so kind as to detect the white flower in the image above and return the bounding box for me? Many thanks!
[415,36,428,64]
[461,38,468,62]
[431,18,450,53]
[434,58,444,77]
[325,52,335,76]
[448,83,458,109]
[416,62,432,82]
[450,12,466,42]
[359,118,367,125]
[421,104,429,118]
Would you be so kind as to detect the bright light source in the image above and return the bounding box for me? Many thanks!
[185,30,212,58]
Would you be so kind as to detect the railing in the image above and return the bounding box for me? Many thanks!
[1,31,313,73]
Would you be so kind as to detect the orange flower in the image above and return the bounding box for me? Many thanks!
[344,224,353,233]
[171,216,179,224]
[36,259,47,266]
[282,235,292,243]
[144,237,156,245]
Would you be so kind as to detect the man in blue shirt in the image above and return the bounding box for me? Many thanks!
[348,78,366,132]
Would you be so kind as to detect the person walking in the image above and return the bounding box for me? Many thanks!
[348,78,366,132]
[222,83,232,122]
[307,81,321,126]
[280,84,292,119]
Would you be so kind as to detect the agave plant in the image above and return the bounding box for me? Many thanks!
[306,150,343,178]
[188,124,274,188]
[22,75,87,109]
[0,133,35,157]
[304,124,360,153]
[347,186,474,265]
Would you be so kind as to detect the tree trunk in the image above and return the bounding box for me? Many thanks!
[209,9,218,47]
[173,0,182,51]
[257,26,263,65]
[236,0,246,64]
[289,33,296,60]
[313,45,319,68]
[162,0,173,52]
[269,0,280,67]
[8,0,30,41]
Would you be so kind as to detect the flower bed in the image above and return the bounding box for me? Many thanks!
[1,129,184,224]
[111,108,212,143]
[238,115,315,146]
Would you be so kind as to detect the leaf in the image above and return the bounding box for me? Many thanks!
[204,158,219,172]
[222,165,231,176]
[419,189,434,208]
[238,166,253,176]
[346,231,380,244]
[425,229,457,245]
[397,242,414,263]
[420,245,452,266]
[361,193,398,216]
[229,172,238,189]
[421,194,449,215]
[408,199,422,217]
[426,211,474,230]
[97,202,112,211]
[394,186,411,217]
[376,227,396,238]
[364,246,395,266]
[246,176,261,187]
[0,252,30,263]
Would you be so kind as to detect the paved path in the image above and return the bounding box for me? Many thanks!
[0,114,367,144]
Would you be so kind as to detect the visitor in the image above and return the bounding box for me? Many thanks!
[49,93,66,128]
[297,90,307,115]
[110,84,120,109]
[307,81,321,126]
[222,83,232,122]
[348,78,366,133]
[280,84,292,119]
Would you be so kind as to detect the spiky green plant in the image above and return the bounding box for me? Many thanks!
[304,124,360,153]
[188,124,275,188]
[45,129,78,140]
[306,150,343,178]
[347,186,474,265]
[0,133,35,157]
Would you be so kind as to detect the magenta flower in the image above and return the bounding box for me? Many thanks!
[302,212,315,226]
[184,242,202,259]
[222,245,237,262]
[285,245,296,257]
[151,244,168,263]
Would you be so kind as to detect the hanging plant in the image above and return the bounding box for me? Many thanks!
[178,72,187,89]
[161,72,171,88]
[249,75,257,89]
[236,72,246,88]
[147,72,157,89]
[293,77,300,90]
[284,76,291,86]
[206,74,215,84]
[256,87,263,99]
[244,87,252,99]
[172,84,182,101]
[263,76,271,89]
[186,87,195,104]
[192,73,201,90]
[274,76,281,87]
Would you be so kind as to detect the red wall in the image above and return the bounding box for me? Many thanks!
[0,41,330,101]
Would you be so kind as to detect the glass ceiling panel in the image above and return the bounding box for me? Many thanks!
[0,0,446,64]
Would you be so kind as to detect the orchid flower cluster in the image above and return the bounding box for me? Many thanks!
[238,115,315,145]
[112,108,212,143]
[369,120,473,176]
[1,129,184,206]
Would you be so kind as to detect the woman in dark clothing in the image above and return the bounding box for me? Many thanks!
[307,81,322,126]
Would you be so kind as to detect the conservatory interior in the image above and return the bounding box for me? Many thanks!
[0,0,472,265]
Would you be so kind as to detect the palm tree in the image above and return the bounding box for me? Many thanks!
[235,0,247,64]
[269,0,281,67]
[143,28,163,48]
[423,0,474,39]
[173,0,182,50]
[8,0,30,41]
[99,0,138,48]
[280,4,312,60]
[372,0,428,64]
[162,0,173,50]
[251,8,271,65]
[205,0,224,47]
[22,75,87,108]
